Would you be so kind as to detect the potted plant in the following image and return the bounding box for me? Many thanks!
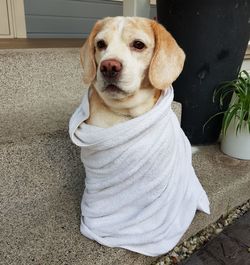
[156,0,250,144]
[212,70,250,160]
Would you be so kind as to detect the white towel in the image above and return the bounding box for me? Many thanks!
[69,87,210,257]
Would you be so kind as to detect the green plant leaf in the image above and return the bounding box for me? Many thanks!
[222,106,239,135]
[219,89,234,108]
[203,111,225,133]
[206,70,250,135]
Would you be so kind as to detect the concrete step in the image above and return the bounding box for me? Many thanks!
[1,48,249,265]
[1,132,250,265]
[0,48,181,143]
[0,48,83,143]
[0,133,157,265]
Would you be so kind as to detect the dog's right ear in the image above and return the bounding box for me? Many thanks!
[80,20,103,85]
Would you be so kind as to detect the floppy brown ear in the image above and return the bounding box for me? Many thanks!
[80,20,103,85]
[149,21,185,90]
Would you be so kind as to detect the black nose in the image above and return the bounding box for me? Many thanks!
[100,59,122,80]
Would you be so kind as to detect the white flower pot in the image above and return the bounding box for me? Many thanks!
[221,120,250,160]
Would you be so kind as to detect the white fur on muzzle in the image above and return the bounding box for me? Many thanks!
[69,87,210,257]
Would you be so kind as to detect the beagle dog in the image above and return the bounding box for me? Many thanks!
[80,17,185,127]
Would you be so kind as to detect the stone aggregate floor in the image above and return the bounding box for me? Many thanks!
[180,210,250,265]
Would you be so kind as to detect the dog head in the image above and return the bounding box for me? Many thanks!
[80,17,185,105]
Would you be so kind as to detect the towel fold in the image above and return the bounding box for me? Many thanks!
[69,87,210,256]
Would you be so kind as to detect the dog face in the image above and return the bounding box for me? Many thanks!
[81,17,185,112]
[93,17,155,100]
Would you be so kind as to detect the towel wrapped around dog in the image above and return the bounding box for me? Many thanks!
[69,86,210,257]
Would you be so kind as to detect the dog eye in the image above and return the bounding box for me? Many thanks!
[96,40,107,50]
[132,40,146,50]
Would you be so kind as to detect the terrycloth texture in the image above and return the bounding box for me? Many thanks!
[69,87,210,257]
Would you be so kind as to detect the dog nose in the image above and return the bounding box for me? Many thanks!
[100,59,122,80]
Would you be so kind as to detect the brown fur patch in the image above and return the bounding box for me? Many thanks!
[149,20,185,90]
[80,20,106,84]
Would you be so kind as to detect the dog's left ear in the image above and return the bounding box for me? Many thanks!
[80,20,103,85]
[149,21,185,90]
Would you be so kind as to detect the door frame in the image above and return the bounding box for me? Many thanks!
[0,0,26,38]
